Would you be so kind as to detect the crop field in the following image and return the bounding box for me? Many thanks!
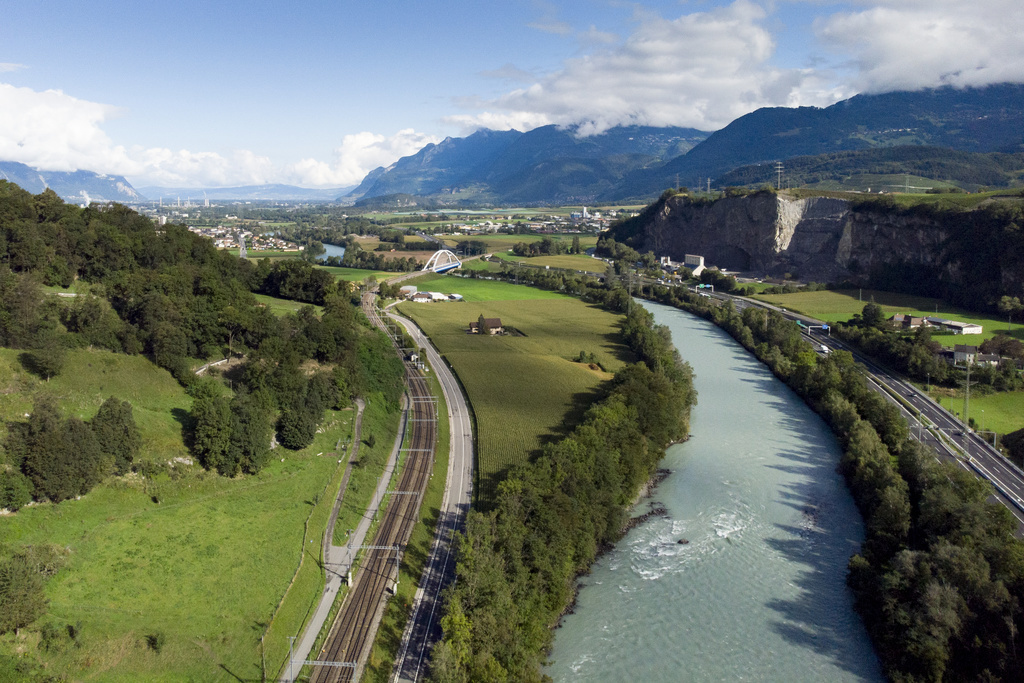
[397,281,633,500]
[0,348,362,681]
[753,288,1021,346]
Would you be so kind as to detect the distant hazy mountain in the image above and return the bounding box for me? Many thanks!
[0,161,144,203]
[137,184,354,202]
[607,83,1024,200]
[345,125,709,205]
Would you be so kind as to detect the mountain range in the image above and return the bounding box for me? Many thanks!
[345,125,709,205]
[347,83,1024,205]
[4,83,1024,207]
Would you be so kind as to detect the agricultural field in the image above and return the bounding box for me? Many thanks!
[753,288,1021,346]
[397,278,633,499]
[0,349,360,681]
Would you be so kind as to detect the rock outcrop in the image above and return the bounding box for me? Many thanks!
[636,192,958,284]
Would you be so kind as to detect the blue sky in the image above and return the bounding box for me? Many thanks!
[1,0,1022,188]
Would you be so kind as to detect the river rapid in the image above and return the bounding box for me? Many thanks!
[548,301,883,682]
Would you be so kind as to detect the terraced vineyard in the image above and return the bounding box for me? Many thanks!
[397,277,633,500]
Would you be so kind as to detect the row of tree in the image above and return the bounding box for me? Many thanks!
[510,235,583,257]
[643,282,1024,682]
[429,298,696,682]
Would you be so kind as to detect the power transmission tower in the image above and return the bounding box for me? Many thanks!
[775,162,783,190]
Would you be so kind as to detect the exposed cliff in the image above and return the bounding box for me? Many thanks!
[612,191,1024,306]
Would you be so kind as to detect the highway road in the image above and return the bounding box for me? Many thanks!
[706,289,1024,529]
[388,308,474,683]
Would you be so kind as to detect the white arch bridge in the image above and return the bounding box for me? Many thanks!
[422,249,462,273]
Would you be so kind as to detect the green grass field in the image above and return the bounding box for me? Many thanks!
[253,293,324,317]
[397,280,633,499]
[926,388,1024,435]
[317,265,396,282]
[401,273,569,302]
[491,252,606,273]
[753,288,1021,346]
[0,348,367,681]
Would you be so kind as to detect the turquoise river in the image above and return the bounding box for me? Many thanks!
[547,301,883,682]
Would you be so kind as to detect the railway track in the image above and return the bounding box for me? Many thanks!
[308,295,436,683]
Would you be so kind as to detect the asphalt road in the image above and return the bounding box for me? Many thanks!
[387,309,475,683]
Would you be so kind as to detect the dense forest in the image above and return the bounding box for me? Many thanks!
[641,283,1024,682]
[428,297,696,682]
[0,180,405,507]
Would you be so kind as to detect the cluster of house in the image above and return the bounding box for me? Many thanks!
[400,286,463,303]
[889,313,1023,368]
[187,225,297,252]
[889,313,983,335]
[948,344,1004,367]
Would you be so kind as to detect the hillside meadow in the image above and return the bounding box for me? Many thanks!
[397,274,633,500]
[0,348,372,681]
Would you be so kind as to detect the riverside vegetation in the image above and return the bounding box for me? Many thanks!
[0,181,408,678]
[643,282,1024,682]
[428,296,697,682]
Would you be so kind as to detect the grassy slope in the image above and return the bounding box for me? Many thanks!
[397,276,632,499]
[0,348,191,462]
[0,348,364,681]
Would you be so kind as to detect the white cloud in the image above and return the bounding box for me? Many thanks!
[0,82,133,172]
[284,129,441,187]
[0,63,26,73]
[457,1,844,134]
[443,110,550,135]
[816,0,1024,92]
[0,82,438,188]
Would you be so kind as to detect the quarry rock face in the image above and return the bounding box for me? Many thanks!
[642,192,951,283]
